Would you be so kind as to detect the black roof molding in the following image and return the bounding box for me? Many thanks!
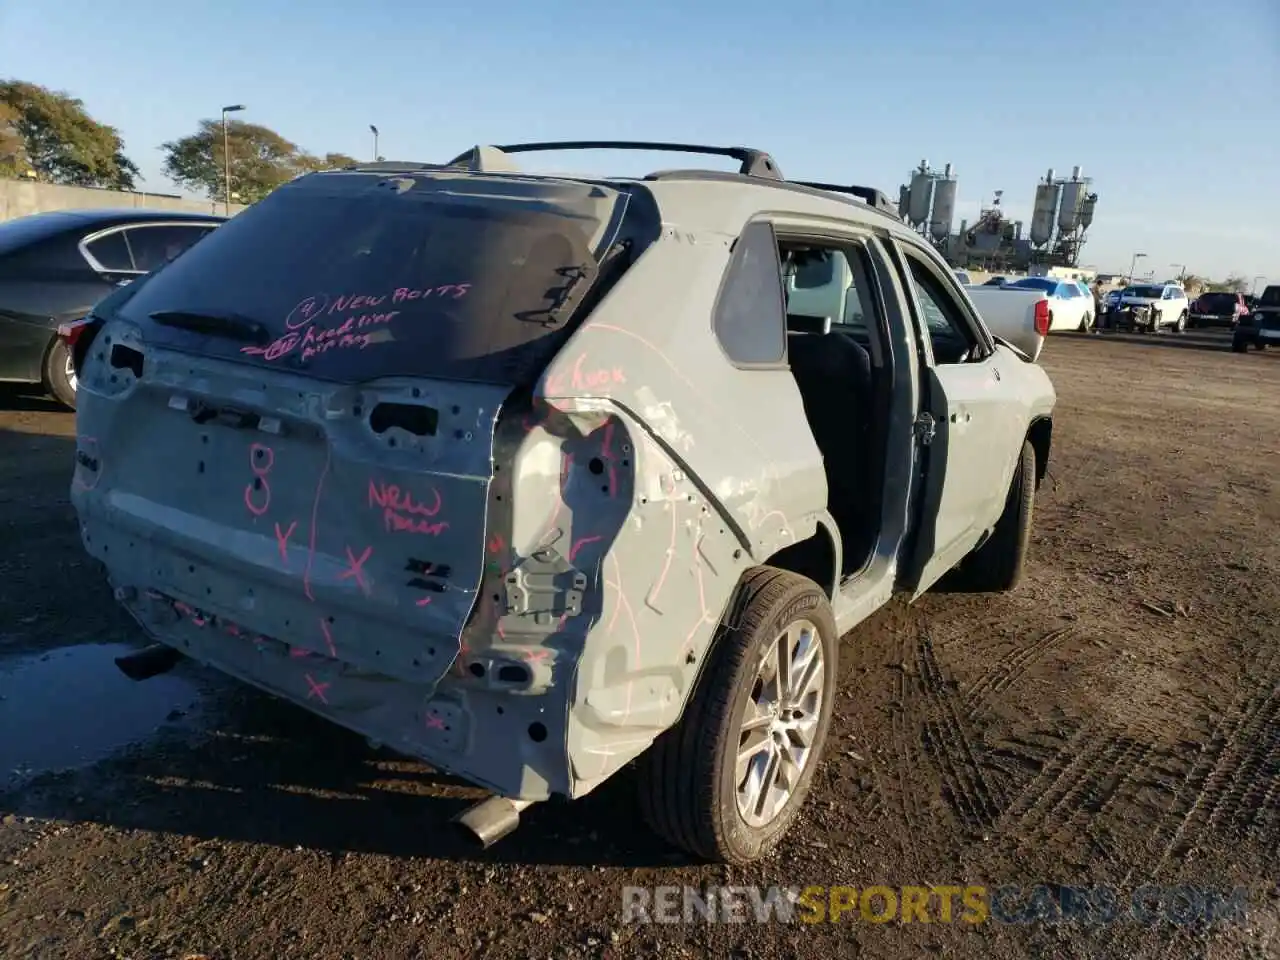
[445,140,784,180]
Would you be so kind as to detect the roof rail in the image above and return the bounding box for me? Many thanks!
[446,140,784,180]
[791,181,900,217]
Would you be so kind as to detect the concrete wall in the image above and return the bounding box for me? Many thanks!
[0,179,246,222]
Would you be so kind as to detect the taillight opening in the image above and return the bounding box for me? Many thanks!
[57,316,103,377]
[1033,299,1051,337]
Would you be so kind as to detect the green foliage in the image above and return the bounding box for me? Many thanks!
[0,79,139,188]
[295,152,359,172]
[161,118,302,204]
[162,120,361,203]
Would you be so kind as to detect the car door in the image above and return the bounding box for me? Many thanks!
[891,241,1024,597]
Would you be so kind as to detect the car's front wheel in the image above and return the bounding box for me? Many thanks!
[1174,311,1187,333]
[637,566,838,865]
[43,338,77,410]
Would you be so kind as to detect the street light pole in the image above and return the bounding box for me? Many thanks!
[221,104,246,215]
[1252,275,1266,295]
[370,124,379,162]
[1127,252,1146,284]
[1171,263,1186,282]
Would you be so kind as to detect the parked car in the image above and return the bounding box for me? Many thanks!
[1233,285,1280,352]
[1189,291,1249,328]
[66,140,1056,865]
[1111,282,1190,333]
[983,275,1011,286]
[1000,276,1095,331]
[0,209,224,408]
[953,269,973,285]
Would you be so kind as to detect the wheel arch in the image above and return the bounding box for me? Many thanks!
[761,514,841,599]
[1027,416,1052,489]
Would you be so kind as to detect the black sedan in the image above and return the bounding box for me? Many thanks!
[0,208,224,408]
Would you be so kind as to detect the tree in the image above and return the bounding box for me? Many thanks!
[295,152,359,172]
[161,122,360,205]
[161,118,303,204]
[1223,274,1250,294]
[0,102,28,177]
[0,80,139,188]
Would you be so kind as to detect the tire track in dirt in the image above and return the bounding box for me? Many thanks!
[915,631,1004,832]
[962,624,1077,719]
[883,626,928,870]
[1136,676,1280,880]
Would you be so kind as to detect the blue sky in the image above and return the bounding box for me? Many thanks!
[2,0,1277,285]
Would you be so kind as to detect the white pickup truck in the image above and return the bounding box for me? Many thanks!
[961,286,1052,361]
[790,257,1051,361]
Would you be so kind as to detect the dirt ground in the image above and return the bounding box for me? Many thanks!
[0,331,1277,960]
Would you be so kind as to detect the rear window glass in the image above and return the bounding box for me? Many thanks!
[1006,277,1056,293]
[1198,292,1236,306]
[1260,287,1280,306]
[1125,285,1163,299]
[112,172,623,385]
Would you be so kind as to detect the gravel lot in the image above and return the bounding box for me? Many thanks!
[1,332,1277,960]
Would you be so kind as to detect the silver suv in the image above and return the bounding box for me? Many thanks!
[66,141,1056,864]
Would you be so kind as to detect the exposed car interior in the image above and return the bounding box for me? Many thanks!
[776,241,888,577]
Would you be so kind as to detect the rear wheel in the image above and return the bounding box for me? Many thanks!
[636,566,838,865]
[1232,336,1249,354]
[956,440,1036,593]
[43,338,77,410]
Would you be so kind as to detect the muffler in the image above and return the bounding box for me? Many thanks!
[452,795,537,848]
[114,643,182,681]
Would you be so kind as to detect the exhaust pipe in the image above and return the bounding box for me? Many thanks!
[114,643,182,681]
[453,795,537,848]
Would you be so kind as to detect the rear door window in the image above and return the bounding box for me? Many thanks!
[112,172,624,385]
[125,224,216,272]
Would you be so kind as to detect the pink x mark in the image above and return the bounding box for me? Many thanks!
[304,673,330,703]
[337,545,373,595]
[425,713,446,730]
[524,648,551,665]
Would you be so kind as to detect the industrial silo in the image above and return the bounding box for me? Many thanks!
[1057,166,1088,233]
[929,163,957,242]
[907,161,934,227]
[1029,168,1061,247]
[1079,192,1098,231]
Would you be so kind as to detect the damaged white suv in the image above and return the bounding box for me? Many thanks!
[65,141,1056,865]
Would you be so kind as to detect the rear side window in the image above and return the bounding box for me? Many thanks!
[113,173,623,385]
[714,220,786,365]
[1260,286,1280,306]
[85,231,133,271]
[125,224,215,272]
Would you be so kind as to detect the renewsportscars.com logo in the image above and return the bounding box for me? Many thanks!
[621,884,1251,926]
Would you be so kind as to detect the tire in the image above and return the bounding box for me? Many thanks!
[956,440,1036,593]
[1174,311,1187,333]
[1233,336,1249,354]
[1078,312,1093,332]
[43,338,77,410]
[636,566,838,865]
